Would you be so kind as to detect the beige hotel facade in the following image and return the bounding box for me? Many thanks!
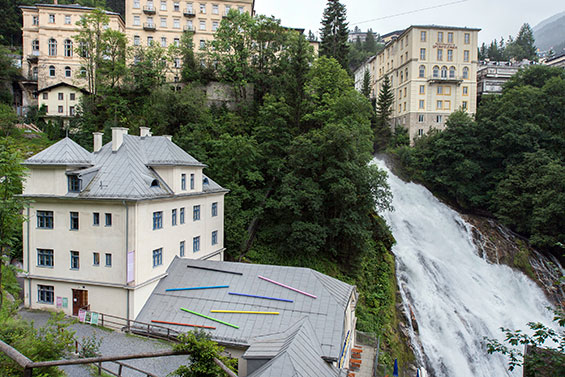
[365,25,480,142]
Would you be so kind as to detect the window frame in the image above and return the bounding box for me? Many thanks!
[37,210,54,229]
[93,252,100,266]
[37,249,54,267]
[211,230,218,245]
[153,248,163,267]
[105,253,112,267]
[180,241,185,257]
[38,285,54,304]
[68,175,80,192]
[70,250,79,270]
[193,205,200,221]
[172,208,177,226]
[193,236,200,252]
[70,211,79,230]
[105,213,112,227]
[153,211,163,230]
[211,202,218,217]
[180,207,185,224]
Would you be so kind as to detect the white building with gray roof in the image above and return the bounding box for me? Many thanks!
[22,127,227,321]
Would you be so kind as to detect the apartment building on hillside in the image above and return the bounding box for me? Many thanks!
[359,25,480,142]
[22,127,227,320]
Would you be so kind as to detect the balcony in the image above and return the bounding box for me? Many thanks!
[143,23,156,31]
[183,9,195,17]
[427,76,464,85]
[143,6,156,14]
[183,25,194,32]
[27,51,39,62]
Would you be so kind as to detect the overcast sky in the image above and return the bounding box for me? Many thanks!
[254,0,564,45]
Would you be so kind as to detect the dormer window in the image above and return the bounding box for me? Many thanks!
[68,175,81,192]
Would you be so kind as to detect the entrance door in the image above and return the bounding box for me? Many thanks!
[72,289,88,316]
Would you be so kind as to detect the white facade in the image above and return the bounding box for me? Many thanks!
[22,128,227,320]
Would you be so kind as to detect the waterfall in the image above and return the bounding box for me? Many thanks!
[373,158,555,377]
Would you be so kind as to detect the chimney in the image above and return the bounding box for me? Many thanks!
[111,127,128,152]
[93,132,103,153]
[163,135,172,141]
[140,127,151,138]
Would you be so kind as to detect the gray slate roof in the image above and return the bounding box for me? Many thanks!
[24,135,224,200]
[24,137,93,167]
[245,318,340,377]
[135,258,355,362]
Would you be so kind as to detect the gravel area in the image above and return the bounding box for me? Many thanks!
[18,309,190,377]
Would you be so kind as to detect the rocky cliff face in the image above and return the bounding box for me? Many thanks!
[462,214,564,308]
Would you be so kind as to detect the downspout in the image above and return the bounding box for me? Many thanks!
[26,206,31,307]
[123,200,129,322]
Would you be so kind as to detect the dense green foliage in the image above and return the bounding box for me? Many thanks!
[373,75,394,151]
[392,65,565,259]
[349,29,383,73]
[479,23,538,61]
[0,311,75,377]
[173,330,237,377]
[319,0,350,70]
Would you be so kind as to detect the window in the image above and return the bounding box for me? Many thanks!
[463,67,469,79]
[418,129,424,137]
[418,115,424,123]
[93,212,100,226]
[172,209,177,226]
[147,36,153,45]
[419,100,424,109]
[68,175,80,192]
[433,66,439,78]
[449,66,455,78]
[32,67,38,80]
[464,50,470,62]
[48,39,57,56]
[437,49,443,61]
[45,106,48,113]
[420,31,426,42]
[69,106,75,116]
[174,2,180,11]
[65,66,71,77]
[174,37,180,46]
[181,173,186,190]
[153,211,163,229]
[38,285,54,304]
[58,92,64,101]
[186,20,193,30]
[193,205,200,221]
[33,16,39,25]
[180,207,185,224]
[436,115,443,123]
[418,65,425,78]
[437,86,443,95]
[70,251,79,269]
[134,0,140,8]
[462,101,468,110]
[133,15,140,26]
[437,100,443,110]
[447,49,453,61]
[199,20,206,30]
[173,18,180,28]
[134,35,140,46]
[152,248,163,267]
[58,106,64,114]
[93,252,100,265]
[200,3,206,13]
[37,249,54,267]
[32,39,39,53]
[199,40,205,49]
[174,57,180,68]
[464,33,470,44]
[400,72,403,83]
[37,210,54,229]
[161,17,167,27]
[49,14,55,23]
[105,213,112,226]
[160,0,166,10]
[403,102,406,111]
[212,4,219,14]
[444,100,451,110]
[238,6,244,13]
[65,15,71,24]
[70,212,79,230]
[225,5,231,15]
[463,86,468,95]
[105,253,112,266]
[212,21,218,31]
[419,85,425,94]
[193,236,200,252]
[211,230,218,245]
[211,202,218,217]
[161,37,167,47]
[180,241,185,257]
[438,31,443,42]
[441,66,447,78]
[190,173,195,189]
[444,86,451,95]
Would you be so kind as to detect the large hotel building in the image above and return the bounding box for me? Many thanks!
[358,25,480,142]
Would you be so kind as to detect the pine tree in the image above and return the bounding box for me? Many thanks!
[374,75,393,151]
[515,23,537,60]
[319,0,350,70]
[307,30,317,42]
[361,69,371,98]
[364,29,377,53]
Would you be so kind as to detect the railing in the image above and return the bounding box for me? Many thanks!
[143,23,156,31]
[143,5,156,13]
[183,25,194,31]
[183,9,195,17]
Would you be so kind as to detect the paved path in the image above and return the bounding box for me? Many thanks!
[18,309,189,377]
[349,343,376,377]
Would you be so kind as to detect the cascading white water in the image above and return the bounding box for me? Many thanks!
[373,158,555,377]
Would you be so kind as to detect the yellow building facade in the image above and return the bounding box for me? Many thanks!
[369,25,480,142]
[21,3,125,91]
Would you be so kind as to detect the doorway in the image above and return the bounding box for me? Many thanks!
[72,289,88,316]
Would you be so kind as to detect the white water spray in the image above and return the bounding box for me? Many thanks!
[374,158,554,377]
